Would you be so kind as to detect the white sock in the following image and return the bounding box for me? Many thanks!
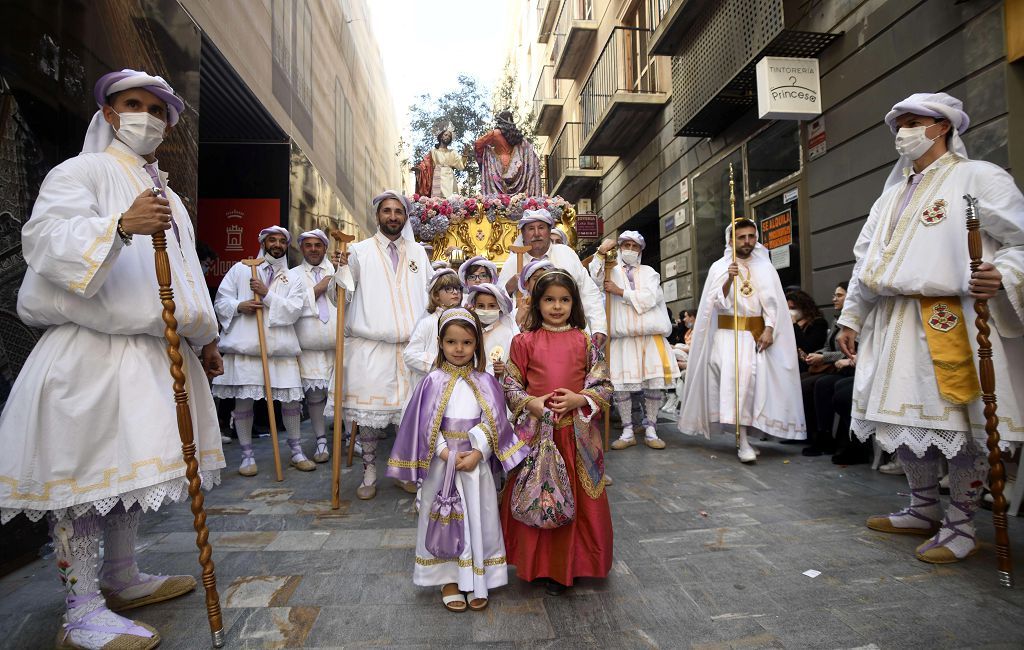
[282,401,305,461]
[306,389,327,439]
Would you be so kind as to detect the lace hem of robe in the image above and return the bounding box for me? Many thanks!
[211,384,304,402]
[851,418,968,459]
[611,379,670,392]
[0,469,221,524]
[344,408,403,429]
[301,378,331,391]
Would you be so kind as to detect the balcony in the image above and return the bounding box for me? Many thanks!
[537,0,559,43]
[579,26,669,156]
[532,65,564,135]
[546,122,602,202]
[648,0,714,56]
[551,0,598,79]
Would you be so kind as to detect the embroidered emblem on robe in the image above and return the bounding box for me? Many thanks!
[921,199,948,226]
[927,302,959,332]
[409,260,419,273]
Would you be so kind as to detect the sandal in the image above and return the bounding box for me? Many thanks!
[468,597,488,611]
[441,584,466,612]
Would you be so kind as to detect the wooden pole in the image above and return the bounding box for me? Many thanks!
[152,225,224,647]
[329,231,355,509]
[964,193,1014,588]
[510,244,531,309]
[602,250,616,452]
[242,258,284,482]
[729,164,740,452]
[346,422,359,467]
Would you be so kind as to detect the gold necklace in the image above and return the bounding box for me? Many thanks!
[541,322,573,332]
[738,264,754,297]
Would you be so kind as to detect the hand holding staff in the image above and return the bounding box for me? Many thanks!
[151,226,224,647]
[329,230,355,509]
[964,193,1014,588]
[242,258,284,482]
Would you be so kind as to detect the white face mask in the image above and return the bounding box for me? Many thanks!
[115,111,166,155]
[789,309,801,322]
[619,250,641,267]
[894,124,943,160]
[475,309,500,325]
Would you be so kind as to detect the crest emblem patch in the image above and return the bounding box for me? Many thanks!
[409,260,419,273]
[921,199,948,226]
[927,302,959,332]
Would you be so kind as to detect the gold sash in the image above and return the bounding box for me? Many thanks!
[917,296,980,405]
[717,315,765,340]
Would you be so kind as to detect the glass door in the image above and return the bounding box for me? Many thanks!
[750,186,801,290]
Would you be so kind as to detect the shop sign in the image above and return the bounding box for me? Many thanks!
[756,56,822,120]
[679,177,689,203]
[807,117,827,160]
[576,212,602,239]
[761,209,793,250]
[197,198,281,289]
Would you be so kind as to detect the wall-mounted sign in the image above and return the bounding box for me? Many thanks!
[770,244,791,270]
[807,117,827,160]
[576,212,602,239]
[679,178,689,204]
[783,188,798,204]
[756,56,821,121]
[760,208,792,250]
[197,198,281,289]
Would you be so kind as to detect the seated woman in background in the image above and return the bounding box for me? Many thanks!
[786,289,828,372]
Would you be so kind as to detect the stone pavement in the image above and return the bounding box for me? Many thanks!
[2,419,1024,649]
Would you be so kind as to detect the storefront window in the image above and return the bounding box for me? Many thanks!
[746,121,800,195]
[692,148,743,288]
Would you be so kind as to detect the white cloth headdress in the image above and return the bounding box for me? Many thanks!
[467,283,513,315]
[617,230,645,249]
[551,227,569,245]
[458,255,499,284]
[882,92,970,190]
[518,258,554,294]
[298,229,329,247]
[428,267,459,293]
[84,69,185,154]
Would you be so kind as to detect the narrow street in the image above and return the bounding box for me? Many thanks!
[3,420,1023,649]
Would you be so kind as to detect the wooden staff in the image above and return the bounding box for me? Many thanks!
[729,164,740,451]
[242,258,284,482]
[602,249,616,452]
[964,193,1014,588]
[346,421,359,468]
[329,230,355,509]
[510,244,532,308]
[151,226,224,647]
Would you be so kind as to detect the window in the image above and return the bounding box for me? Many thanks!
[295,2,312,110]
[692,148,744,288]
[272,0,293,81]
[335,79,354,200]
[746,121,800,196]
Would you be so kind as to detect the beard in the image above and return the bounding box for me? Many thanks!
[380,219,405,237]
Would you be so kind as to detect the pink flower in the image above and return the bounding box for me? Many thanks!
[412,193,420,201]
[501,195,510,206]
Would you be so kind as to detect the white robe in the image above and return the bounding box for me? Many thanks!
[496,242,607,335]
[588,258,679,391]
[429,147,465,198]
[481,315,517,377]
[404,311,441,390]
[413,378,507,599]
[678,245,806,440]
[326,231,430,427]
[839,153,1024,458]
[288,259,337,391]
[212,257,304,402]
[0,140,224,522]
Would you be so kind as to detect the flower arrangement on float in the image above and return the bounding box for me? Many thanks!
[408,193,571,241]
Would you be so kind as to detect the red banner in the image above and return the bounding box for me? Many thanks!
[197,198,281,289]
[576,212,602,239]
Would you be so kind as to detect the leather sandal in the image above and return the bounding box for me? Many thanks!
[441,584,466,612]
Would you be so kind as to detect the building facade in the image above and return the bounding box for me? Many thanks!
[515,0,1023,316]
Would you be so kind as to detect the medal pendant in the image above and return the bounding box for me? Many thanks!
[740,281,753,297]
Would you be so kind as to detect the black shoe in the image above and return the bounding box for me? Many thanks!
[801,447,825,457]
[831,449,870,465]
[545,579,568,596]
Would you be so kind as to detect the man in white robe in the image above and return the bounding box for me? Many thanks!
[287,229,336,464]
[213,226,311,475]
[0,69,224,649]
[497,208,606,345]
[328,190,430,499]
[589,231,678,450]
[678,219,806,462]
[836,93,1024,564]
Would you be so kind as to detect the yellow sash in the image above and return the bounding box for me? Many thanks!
[652,335,674,385]
[917,296,980,405]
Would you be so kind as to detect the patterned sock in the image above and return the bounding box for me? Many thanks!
[883,445,943,529]
[99,506,172,600]
[922,441,986,558]
[281,401,306,461]
[232,398,255,447]
[614,391,634,436]
[359,427,380,486]
[642,389,663,436]
[51,514,154,649]
[306,389,327,439]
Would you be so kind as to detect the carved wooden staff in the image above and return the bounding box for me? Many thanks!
[242,258,284,482]
[151,225,224,647]
[602,249,616,452]
[510,244,532,308]
[964,193,1014,588]
[330,230,355,508]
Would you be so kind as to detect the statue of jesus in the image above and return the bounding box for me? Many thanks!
[474,111,541,196]
[416,127,465,198]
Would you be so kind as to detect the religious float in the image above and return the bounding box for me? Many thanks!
[411,111,579,266]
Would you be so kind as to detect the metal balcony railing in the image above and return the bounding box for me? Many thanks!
[648,0,674,32]
[580,26,662,143]
[547,121,600,195]
[551,0,594,69]
[537,0,549,41]
[532,64,562,115]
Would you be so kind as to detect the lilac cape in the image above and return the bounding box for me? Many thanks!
[386,367,529,483]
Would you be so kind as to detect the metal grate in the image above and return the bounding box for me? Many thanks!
[547,122,600,195]
[580,26,662,143]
